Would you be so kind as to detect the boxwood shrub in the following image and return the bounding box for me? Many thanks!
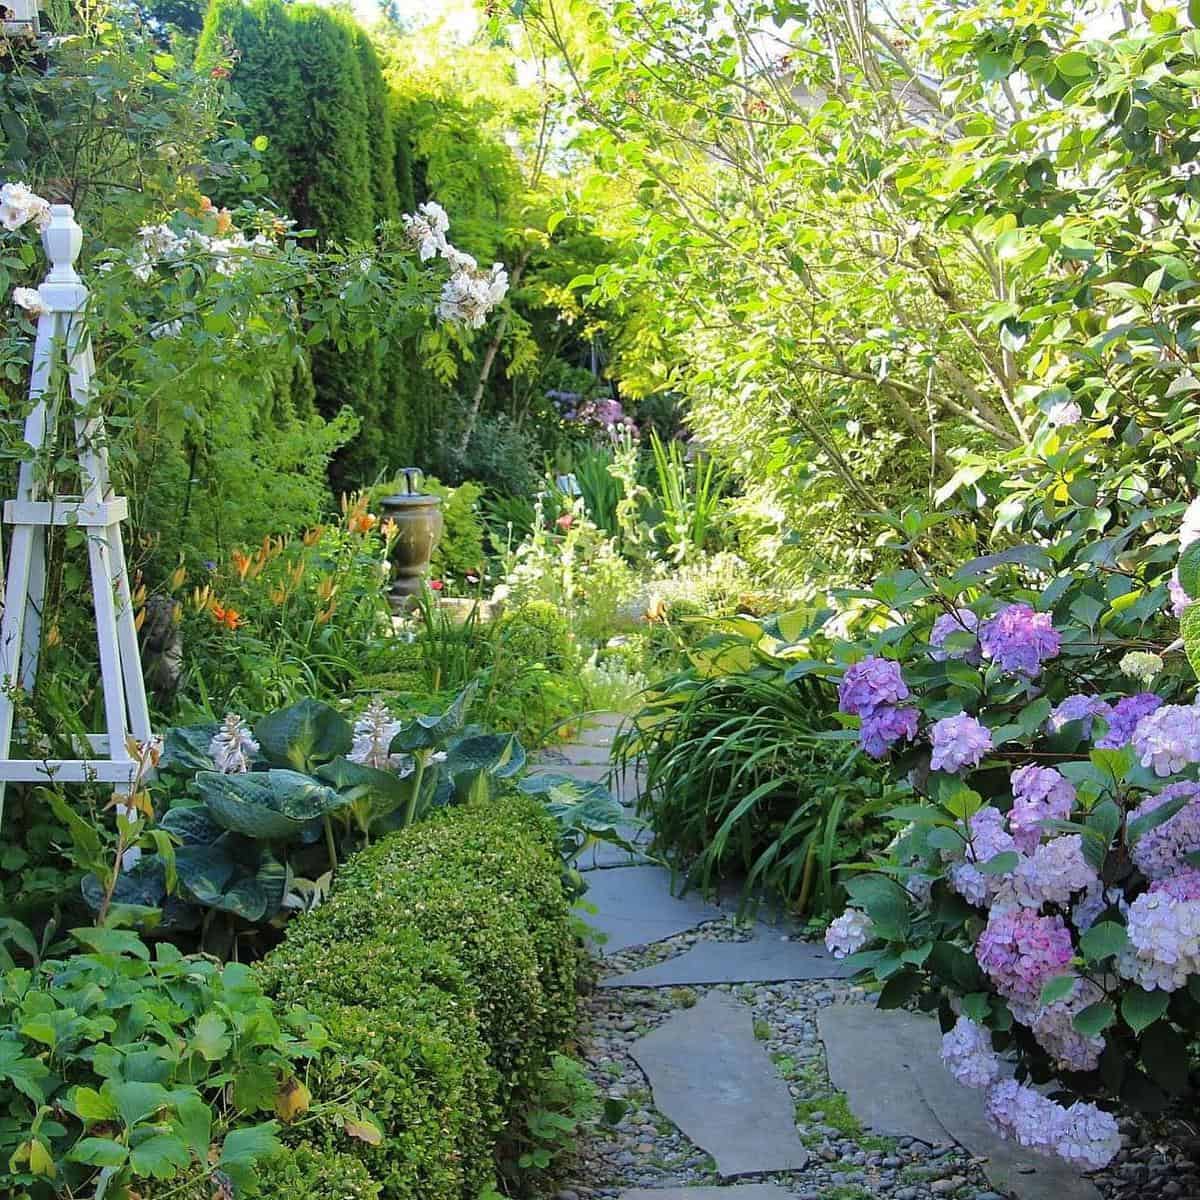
[257,790,576,1197]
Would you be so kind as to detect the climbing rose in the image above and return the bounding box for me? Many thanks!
[1010,835,1097,909]
[824,909,873,959]
[1130,704,1200,776]
[940,1017,1001,1089]
[1047,693,1112,737]
[929,609,980,663]
[929,713,992,773]
[1095,692,1162,750]
[978,604,1060,677]
[1008,765,1075,853]
[0,181,50,232]
[859,705,918,759]
[838,656,907,717]
[976,908,1073,1008]
[949,806,1016,906]
[1128,783,1200,879]
[209,713,258,774]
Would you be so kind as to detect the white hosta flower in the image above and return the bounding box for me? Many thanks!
[121,846,143,872]
[429,750,448,764]
[12,287,46,316]
[210,713,259,774]
[350,700,405,771]
[0,181,50,232]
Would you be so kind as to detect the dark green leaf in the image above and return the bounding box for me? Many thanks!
[195,770,344,839]
[1072,1001,1115,1037]
[255,700,352,771]
[1122,988,1169,1035]
[1080,921,1128,961]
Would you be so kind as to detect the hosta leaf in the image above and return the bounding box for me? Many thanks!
[389,682,477,752]
[159,805,224,845]
[254,699,352,771]
[160,724,219,774]
[445,732,526,779]
[195,770,345,840]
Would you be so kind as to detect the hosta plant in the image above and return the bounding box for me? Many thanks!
[818,507,1200,1170]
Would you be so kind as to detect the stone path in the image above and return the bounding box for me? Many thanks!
[544,716,1165,1200]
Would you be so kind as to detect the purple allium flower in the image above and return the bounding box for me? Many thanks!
[824,909,874,959]
[1131,704,1200,777]
[940,1017,1002,1089]
[976,908,1074,1007]
[929,608,981,663]
[1009,765,1076,853]
[1129,782,1200,879]
[1118,887,1200,991]
[859,704,918,759]
[1095,692,1163,750]
[1010,835,1098,909]
[929,713,992,773]
[979,603,1060,677]
[1047,693,1112,737]
[949,806,1016,906]
[838,656,908,717]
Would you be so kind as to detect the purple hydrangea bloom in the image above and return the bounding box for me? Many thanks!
[1129,782,1200,879]
[1151,868,1200,902]
[979,603,1060,677]
[976,908,1074,1007]
[929,608,981,663]
[940,1017,1001,1089]
[1010,835,1098,909]
[987,1081,1121,1169]
[1095,692,1163,749]
[949,806,1016,906]
[929,714,992,773]
[1009,765,1076,853]
[1117,887,1200,991]
[1169,569,1191,619]
[838,656,908,717]
[1047,693,1112,737]
[824,909,874,958]
[1015,977,1106,1074]
[1130,704,1200,777]
[859,704,919,759]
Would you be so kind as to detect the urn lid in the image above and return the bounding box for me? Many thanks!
[380,467,443,509]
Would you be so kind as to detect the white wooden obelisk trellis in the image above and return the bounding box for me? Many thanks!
[0,204,152,820]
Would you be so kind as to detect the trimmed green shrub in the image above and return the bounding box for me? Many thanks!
[497,600,577,674]
[258,792,575,1198]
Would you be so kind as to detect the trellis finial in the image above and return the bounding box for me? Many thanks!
[42,204,82,285]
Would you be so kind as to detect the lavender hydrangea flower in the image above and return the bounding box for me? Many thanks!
[1169,569,1192,619]
[979,604,1060,677]
[1009,765,1076,853]
[1013,977,1106,1074]
[838,656,908,717]
[986,1081,1121,1169]
[1129,782,1200,879]
[1130,704,1200,776]
[949,806,1017,906]
[1094,692,1162,750]
[940,1017,1002,1089]
[1150,867,1200,902]
[930,714,992,773]
[1010,835,1098,909]
[929,608,981,663]
[1047,693,1112,737]
[859,705,919,759]
[825,909,874,959]
[976,908,1074,1007]
[1117,887,1200,991]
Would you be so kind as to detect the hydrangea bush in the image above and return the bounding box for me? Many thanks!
[818,505,1200,1170]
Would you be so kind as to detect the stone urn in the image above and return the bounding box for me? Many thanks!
[380,468,444,610]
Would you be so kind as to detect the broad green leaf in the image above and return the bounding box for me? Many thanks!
[68,1138,128,1167]
[129,1133,190,1178]
[844,874,909,940]
[390,682,478,753]
[191,1012,231,1061]
[109,1080,172,1128]
[1080,921,1128,961]
[71,927,150,961]
[1178,540,1200,599]
[1122,987,1169,1034]
[160,724,219,773]
[1073,1001,1115,1037]
[977,851,1019,875]
[195,770,345,839]
[1182,603,1200,679]
[69,1086,118,1122]
[1040,974,1077,1005]
[254,699,352,771]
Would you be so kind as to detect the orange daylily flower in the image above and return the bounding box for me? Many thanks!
[210,604,243,631]
[347,510,377,535]
[169,565,187,591]
[231,550,252,580]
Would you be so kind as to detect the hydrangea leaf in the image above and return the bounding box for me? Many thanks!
[843,873,910,940]
[1122,987,1169,1034]
[1080,921,1128,961]
[1177,540,1200,599]
[1040,973,1078,1006]
[1181,602,1200,679]
[1072,1000,1116,1037]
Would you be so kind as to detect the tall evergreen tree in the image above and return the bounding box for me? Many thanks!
[353,28,400,225]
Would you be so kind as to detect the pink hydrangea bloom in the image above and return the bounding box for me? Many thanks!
[949,806,1016,906]
[929,609,981,663]
[976,908,1074,1007]
[1009,765,1075,853]
[930,714,992,773]
[979,604,1060,677]
[838,656,907,717]
[940,1016,1002,1089]
[1010,835,1097,909]
[824,908,874,959]
[1129,782,1200,878]
[1169,569,1191,619]
[1095,692,1162,750]
[859,705,918,759]
[1013,977,1106,1074]
[1130,704,1200,777]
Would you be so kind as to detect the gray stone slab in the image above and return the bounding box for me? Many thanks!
[818,1006,1100,1200]
[621,1188,795,1200]
[631,992,809,1177]
[580,823,654,870]
[602,935,856,986]
[583,865,726,953]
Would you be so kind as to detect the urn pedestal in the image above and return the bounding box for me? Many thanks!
[380,469,444,610]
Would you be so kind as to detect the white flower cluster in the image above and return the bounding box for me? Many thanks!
[129,221,273,282]
[349,699,407,772]
[11,287,45,317]
[940,1016,1002,1089]
[401,200,509,330]
[210,713,259,774]
[824,907,873,958]
[0,181,50,232]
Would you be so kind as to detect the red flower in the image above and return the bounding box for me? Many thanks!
[555,513,574,531]
[430,579,444,592]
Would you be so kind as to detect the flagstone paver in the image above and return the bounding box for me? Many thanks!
[819,1005,1101,1200]
[602,934,856,987]
[630,991,810,1177]
[583,865,728,953]
[620,1187,796,1200]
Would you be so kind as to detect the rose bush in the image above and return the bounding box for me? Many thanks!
[814,503,1200,1170]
